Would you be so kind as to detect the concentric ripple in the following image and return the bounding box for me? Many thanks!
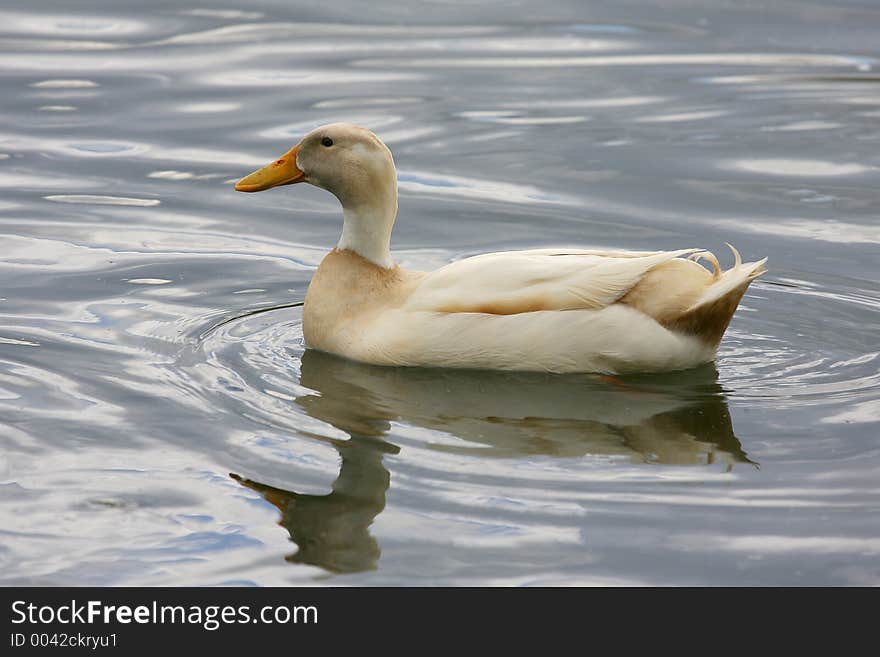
[720,276,880,408]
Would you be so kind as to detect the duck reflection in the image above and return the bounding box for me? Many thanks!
[232,435,395,574]
[233,349,752,573]
[295,350,750,463]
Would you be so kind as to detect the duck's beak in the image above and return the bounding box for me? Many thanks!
[235,144,305,192]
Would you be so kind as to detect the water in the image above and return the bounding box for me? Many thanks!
[1,0,878,586]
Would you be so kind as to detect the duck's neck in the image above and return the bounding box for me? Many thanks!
[337,191,397,270]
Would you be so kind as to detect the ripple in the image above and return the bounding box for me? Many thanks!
[355,53,875,69]
[174,102,241,114]
[505,95,667,109]
[0,172,103,190]
[713,218,880,245]
[314,96,427,109]
[65,142,143,156]
[726,158,871,176]
[761,120,841,132]
[179,9,265,20]
[198,69,422,87]
[0,38,122,52]
[29,79,98,88]
[674,534,880,555]
[636,109,727,123]
[4,12,149,36]
[719,277,880,411]
[823,399,880,425]
[147,170,221,181]
[126,278,171,285]
[458,111,588,125]
[155,23,502,46]
[0,336,40,347]
[45,195,160,206]
[397,171,577,205]
[568,24,643,35]
[0,132,268,167]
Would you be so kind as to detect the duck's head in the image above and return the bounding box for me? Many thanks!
[236,123,395,203]
[235,123,398,268]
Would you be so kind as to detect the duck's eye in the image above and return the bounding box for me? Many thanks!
[321,137,333,147]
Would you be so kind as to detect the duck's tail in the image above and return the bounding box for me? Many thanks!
[667,244,767,347]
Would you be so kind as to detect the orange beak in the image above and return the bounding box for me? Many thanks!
[235,144,305,192]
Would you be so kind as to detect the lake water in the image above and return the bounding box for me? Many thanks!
[1,0,878,586]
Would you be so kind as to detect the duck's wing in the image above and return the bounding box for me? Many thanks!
[404,247,703,315]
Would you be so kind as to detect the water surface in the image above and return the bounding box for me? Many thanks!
[1,0,879,585]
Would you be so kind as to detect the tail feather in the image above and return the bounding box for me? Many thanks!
[688,250,722,278]
[665,247,767,346]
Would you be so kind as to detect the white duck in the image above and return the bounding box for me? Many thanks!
[236,123,766,374]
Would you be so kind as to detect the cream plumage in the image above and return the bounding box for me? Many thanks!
[236,123,766,374]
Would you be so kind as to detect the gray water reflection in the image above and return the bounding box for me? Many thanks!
[1,0,879,585]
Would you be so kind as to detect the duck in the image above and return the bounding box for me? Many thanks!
[235,123,766,374]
